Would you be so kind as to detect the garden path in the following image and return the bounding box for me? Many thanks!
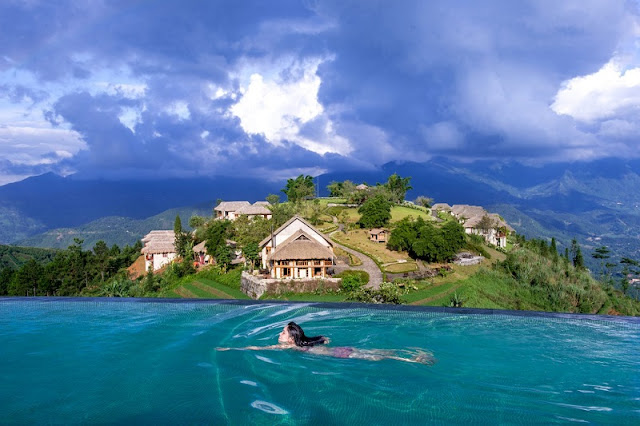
[327,229,383,290]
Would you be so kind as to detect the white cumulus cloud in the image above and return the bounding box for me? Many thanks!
[551,59,640,122]
[230,58,351,156]
[0,125,86,165]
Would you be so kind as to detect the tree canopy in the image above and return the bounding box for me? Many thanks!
[357,195,392,228]
[388,217,466,262]
[385,173,412,203]
[282,175,315,202]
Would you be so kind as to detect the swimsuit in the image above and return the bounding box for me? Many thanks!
[332,347,354,358]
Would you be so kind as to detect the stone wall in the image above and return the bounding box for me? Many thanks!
[241,271,341,299]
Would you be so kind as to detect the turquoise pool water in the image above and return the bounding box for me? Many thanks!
[0,299,638,424]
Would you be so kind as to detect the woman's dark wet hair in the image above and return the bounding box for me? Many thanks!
[286,322,327,347]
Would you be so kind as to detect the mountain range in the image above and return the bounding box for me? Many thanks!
[1,158,639,271]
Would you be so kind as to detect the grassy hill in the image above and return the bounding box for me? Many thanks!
[161,226,639,316]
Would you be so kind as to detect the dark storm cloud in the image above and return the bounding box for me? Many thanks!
[0,0,638,184]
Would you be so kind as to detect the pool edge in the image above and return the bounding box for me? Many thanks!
[2,296,639,324]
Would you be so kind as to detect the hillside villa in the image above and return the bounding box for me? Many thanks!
[214,201,272,220]
[141,230,176,271]
[434,203,514,248]
[259,216,335,279]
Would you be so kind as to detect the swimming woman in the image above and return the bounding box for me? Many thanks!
[217,322,435,365]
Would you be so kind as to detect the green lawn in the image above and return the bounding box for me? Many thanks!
[403,281,459,304]
[384,262,418,273]
[390,206,432,222]
[163,268,250,299]
[332,229,410,264]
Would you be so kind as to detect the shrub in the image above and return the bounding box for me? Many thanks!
[348,282,405,304]
[465,234,491,259]
[336,269,369,284]
[449,292,465,307]
[340,274,364,292]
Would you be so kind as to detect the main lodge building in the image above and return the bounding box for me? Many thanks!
[259,216,335,279]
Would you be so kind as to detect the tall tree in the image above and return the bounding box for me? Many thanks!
[243,242,260,271]
[266,193,280,205]
[204,220,232,258]
[414,196,433,208]
[173,215,191,259]
[357,195,392,228]
[570,238,585,269]
[385,173,412,203]
[592,246,611,279]
[327,181,344,197]
[476,214,496,234]
[282,175,315,203]
[93,240,110,283]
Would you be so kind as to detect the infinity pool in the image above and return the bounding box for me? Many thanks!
[0,298,638,424]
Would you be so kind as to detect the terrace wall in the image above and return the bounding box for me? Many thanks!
[241,271,341,299]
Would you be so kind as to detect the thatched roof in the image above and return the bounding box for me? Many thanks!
[432,203,452,211]
[141,230,176,254]
[214,201,250,212]
[268,230,334,261]
[370,228,387,235]
[193,241,207,253]
[259,215,332,248]
[451,205,486,219]
[463,213,514,232]
[236,203,271,215]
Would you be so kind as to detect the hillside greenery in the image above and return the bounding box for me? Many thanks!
[2,170,639,316]
[0,245,58,270]
[15,205,212,250]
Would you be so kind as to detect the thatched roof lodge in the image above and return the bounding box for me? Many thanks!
[259,216,334,279]
[141,230,177,271]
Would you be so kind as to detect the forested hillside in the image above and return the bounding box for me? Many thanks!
[0,245,58,269]
[15,205,213,250]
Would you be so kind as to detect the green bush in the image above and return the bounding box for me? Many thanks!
[449,292,465,307]
[465,234,491,259]
[340,274,363,292]
[335,270,369,284]
[347,282,405,304]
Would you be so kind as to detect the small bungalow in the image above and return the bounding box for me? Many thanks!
[141,230,177,271]
[355,183,369,191]
[461,212,514,248]
[259,216,335,279]
[235,202,272,220]
[214,201,251,220]
[369,228,389,243]
[214,201,272,220]
[192,241,210,265]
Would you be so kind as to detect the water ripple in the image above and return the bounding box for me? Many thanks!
[250,400,288,415]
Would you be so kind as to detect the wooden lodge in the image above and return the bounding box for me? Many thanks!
[259,216,335,279]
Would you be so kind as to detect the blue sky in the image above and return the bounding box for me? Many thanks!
[1,0,639,185]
